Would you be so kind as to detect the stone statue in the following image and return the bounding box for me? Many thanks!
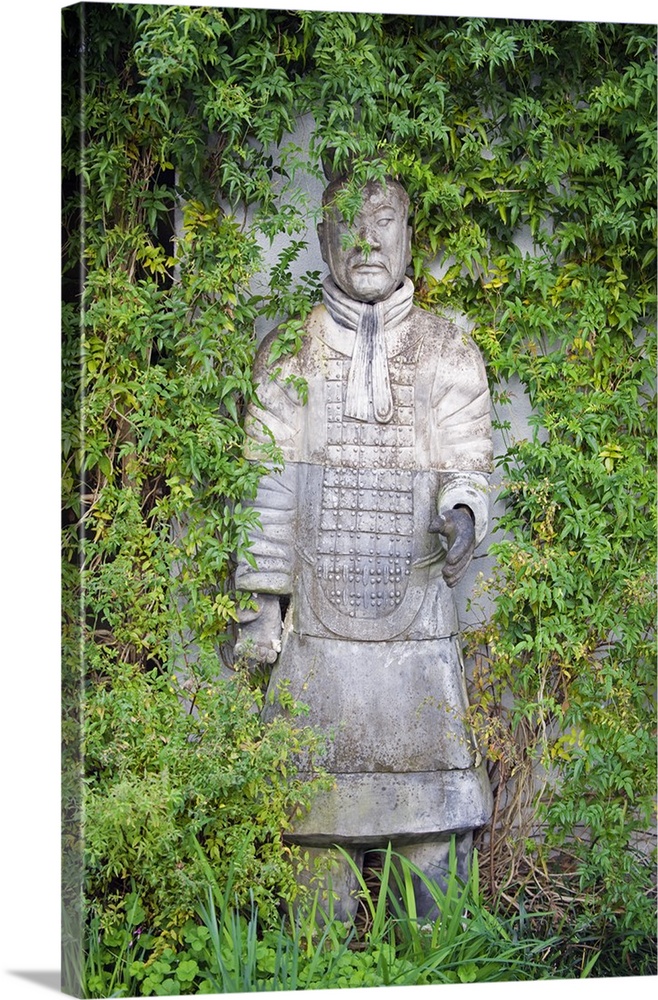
[235,176,493,920]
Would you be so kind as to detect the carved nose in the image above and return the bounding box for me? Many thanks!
[360,225,381,248]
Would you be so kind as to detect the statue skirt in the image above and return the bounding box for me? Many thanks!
[262,625,493,846]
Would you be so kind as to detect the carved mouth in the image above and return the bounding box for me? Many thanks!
[353,262,386,273]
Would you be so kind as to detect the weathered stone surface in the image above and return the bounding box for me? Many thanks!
[288,770,493,847]
[263,633,480,775]
[235,176,493,917]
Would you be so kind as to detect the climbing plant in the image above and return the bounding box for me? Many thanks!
[62,3,656,984]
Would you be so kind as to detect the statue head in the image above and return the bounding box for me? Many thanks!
[318,178,412,303]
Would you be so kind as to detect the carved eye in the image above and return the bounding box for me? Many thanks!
[377,217,393,228]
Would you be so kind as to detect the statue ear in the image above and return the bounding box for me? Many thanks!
[406,225,412,268]
[317,221,328,263]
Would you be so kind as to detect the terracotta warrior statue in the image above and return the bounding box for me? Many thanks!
[235,176,493,919]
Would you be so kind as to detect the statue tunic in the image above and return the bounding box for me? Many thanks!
[237,291,494,846]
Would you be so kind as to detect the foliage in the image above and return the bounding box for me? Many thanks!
[441,21,658,968]
[84,847,587,996]
[61,4,329,984]
[83,662,328,932]
[62,3,656,990]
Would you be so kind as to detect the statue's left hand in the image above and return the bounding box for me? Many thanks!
[430,506,476,588]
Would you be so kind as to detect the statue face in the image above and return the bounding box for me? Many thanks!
[318,182,412,303]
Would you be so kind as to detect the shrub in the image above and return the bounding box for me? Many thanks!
[83,662,328,933]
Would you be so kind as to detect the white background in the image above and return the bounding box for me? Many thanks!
[0,2,654,998]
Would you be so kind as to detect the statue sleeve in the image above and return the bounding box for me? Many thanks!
[431,329,493,549]
[235,461,297,594]
[235,343,302,595]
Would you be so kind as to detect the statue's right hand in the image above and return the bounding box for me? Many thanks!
[234,594,283,665]
[234,630,280,664]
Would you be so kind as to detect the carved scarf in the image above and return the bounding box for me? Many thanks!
[322,276,414,424]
